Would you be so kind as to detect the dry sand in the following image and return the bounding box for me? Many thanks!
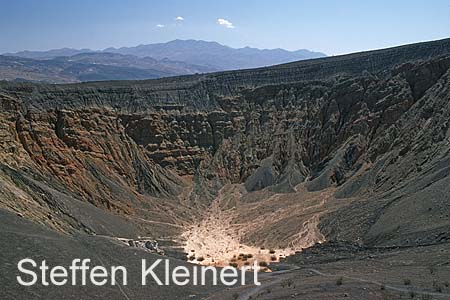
[181,184,330,269]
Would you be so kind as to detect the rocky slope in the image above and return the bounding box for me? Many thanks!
[1,37,450,254]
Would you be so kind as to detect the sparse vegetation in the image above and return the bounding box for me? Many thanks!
[196,256,204,262]
[403,279,411,286]
[336,277,343,286]
[259,261,268,267]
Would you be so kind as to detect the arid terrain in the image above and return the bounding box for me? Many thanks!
[181,184,329,268]
[1,38,450,299]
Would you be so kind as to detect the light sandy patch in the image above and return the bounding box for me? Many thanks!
[181,184,328,269]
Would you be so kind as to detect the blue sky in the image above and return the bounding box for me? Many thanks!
[1,0,449,55]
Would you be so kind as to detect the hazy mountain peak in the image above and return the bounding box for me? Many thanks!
[103,40,326,70]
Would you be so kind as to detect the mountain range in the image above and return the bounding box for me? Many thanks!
[0,40,326,83]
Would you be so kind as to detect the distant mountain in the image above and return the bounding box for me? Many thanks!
[105,39,327,70]
[5,48,95,60]
[0,53,214,83]
[58,52,215,74]
[1,40,326,83]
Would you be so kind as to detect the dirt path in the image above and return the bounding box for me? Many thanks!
[235,268,301,300]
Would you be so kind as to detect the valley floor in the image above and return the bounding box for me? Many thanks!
[180,183,341,269]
